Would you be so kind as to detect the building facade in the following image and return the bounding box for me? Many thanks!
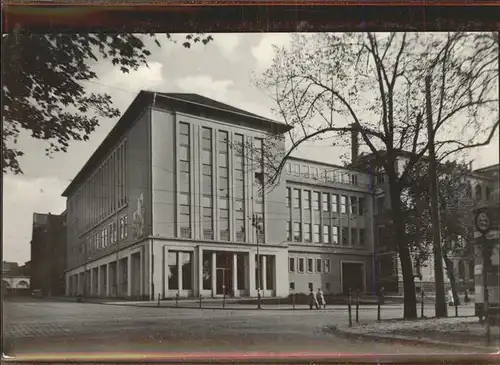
[63,92,291,299]
[30,212,67,296]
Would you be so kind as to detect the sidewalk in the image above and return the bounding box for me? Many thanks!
[331,316,498,352]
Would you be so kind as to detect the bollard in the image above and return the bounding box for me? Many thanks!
[377,293,381,321]
[157,293,160,308]
[176,293,179,308]
[347,289,353,327]
[292,293,296,310]
[355,290,359,323]
[199,296,202,309]
[421,291,424,318]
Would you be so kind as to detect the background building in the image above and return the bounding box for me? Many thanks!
[2,261,30,295]
[30,212,67,296]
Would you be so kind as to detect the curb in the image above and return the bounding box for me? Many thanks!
[330,325,497,353]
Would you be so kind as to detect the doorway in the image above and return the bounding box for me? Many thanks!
[342,262,365,294]
[216,268,231,295]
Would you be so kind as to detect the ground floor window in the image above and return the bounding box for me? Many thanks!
[168,251,179,290]
[237,254,245,290]
[181,252,193,290]
[202,252,212,290]
[265,255,275,290]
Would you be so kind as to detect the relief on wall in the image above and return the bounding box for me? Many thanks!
[133,193,146,239]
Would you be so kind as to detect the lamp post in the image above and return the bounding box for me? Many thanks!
[473,204,498,345]
[253,213,263,310]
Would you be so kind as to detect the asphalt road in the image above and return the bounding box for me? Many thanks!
[2,298,476,360]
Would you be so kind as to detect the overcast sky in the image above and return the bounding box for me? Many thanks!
[3,33,498,265]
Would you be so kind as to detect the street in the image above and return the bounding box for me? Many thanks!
[3,298,476,360]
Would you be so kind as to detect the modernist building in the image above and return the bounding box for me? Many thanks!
[63,90,498,299]
[63,91,291,300]
[30,212,67,296]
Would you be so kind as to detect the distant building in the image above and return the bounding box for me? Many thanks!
[2,261,30,291]
[30,212,67,296]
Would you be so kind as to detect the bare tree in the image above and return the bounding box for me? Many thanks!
[256,32,498,319]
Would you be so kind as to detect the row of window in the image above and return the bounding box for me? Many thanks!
[285,163,359,185]
[81,215,128,255]
[70,141,128,233]
[289,257,331,274]
[287,222,366,245]
[286,188,366,215]
[179,121,264,242]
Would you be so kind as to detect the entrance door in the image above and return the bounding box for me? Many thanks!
[342,262,364,294]
[216,268,228,295]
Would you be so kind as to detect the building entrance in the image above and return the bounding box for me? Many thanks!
[216,252,233,296]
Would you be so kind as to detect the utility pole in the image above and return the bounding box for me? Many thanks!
[252,213,262,310]
[425,75,448,318]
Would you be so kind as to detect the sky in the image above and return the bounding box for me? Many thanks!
[3,33,499,265]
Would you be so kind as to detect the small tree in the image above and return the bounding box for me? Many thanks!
[2,32,213,174]
[257,32,498,319]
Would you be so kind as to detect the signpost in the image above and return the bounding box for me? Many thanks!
[473,204,499,345]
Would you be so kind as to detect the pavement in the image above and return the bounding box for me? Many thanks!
[2,297,486,361]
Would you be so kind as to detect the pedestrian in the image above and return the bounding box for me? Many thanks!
[464,289,471,303]
[309,288,319,310]
[317,288,326,309]
[447,288,454,306]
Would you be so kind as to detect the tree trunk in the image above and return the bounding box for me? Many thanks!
[390,185,418,319]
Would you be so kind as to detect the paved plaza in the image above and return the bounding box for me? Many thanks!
[3,298,477,360]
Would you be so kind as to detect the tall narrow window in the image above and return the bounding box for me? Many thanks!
[201,127,213,240]
[359,228,366,246]
[331,194,338,213]
[219,131,230,241]
[304,190,311,210]
[322,193,329,212]
[350,196,357,215]
[289,257,295,272]
[332,225,339,244]
[286,187,291,207]
[313,192,320,211]
[351,227,358,245]
[179,123,191,238]
[313,224,321,243]
[358,197,365,216]
[323,225,330,243]
[340,195,347,214]
[341,227,348,245]
[304,223,312,243]
[234,134,245,242]
[286,221,292,241]
[293,222,301,242]
[254,137,265,242]
[293,189,301,209]
[119,215,128,240]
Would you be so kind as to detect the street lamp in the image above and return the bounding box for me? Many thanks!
[473,204,498,345]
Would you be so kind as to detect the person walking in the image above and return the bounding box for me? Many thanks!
[317,288,326,309]
[309,288,319,310]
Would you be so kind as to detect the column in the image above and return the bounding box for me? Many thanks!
[211,251,216,296]
[106,264,111,296]
[249,252,256,297]
[197,246,203,297]
[127,255,132,298]
[97,267,101,297]
[139,251,143,298]
[232,253,238,297]
[152,244,163,300]
[163,246,168,298]
[89,269,93,297]
[177,252,183,294]
[261,255,267,293]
